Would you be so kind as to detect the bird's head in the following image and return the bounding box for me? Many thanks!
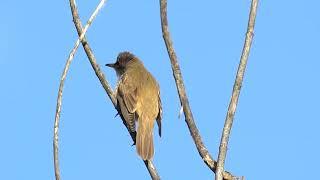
[106,51,135,77]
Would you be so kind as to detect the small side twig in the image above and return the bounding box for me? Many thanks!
[215,1,259,180]
[53,1,107,180]
[68,0,160,179]
[159,0,234,179]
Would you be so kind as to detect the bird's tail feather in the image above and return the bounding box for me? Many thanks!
[136,115,154,160]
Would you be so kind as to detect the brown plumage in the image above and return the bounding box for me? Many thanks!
[106,52,162,160]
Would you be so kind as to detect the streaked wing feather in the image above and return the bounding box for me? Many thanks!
[117,95,136,133]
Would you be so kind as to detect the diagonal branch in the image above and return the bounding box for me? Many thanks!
[53,1,107,180]
[215,1,259,180]
[159,0,234,179]
[68,0,160,179]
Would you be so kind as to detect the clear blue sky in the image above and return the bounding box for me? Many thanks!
[1,0,319,179]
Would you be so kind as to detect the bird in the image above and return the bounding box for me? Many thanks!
[106,51,162,160]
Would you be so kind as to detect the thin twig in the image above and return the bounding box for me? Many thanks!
[68,0,160,179]
[159,0,234,179]
[215,1,259,180]
[53,1,107,180]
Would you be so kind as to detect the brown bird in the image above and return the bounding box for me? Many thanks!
[106,52,162,160]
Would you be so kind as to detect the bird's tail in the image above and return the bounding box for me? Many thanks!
[136,115,154,160]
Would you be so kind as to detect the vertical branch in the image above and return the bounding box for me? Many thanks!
[53,1,107,180]
[215,1,259,180]
[68,0,160,179]
[159,0,234,179]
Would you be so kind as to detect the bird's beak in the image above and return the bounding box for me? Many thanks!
[105,63,115,68]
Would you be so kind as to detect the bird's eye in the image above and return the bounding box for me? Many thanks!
[115,61,120,67]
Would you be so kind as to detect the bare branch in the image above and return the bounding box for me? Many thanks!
[69,0,116,104]
[159,0,234,179]
[215,1,259,180]
[53,1,107,180]
[68,0,160,179]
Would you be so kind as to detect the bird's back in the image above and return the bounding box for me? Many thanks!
[123,59,161,160]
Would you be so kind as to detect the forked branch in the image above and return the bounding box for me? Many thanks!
[68,0,160,179]
[215,1,259,180]
[53,1,107,180]
[159,0,234,179]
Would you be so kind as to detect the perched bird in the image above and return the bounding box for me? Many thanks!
[106,52,162,160]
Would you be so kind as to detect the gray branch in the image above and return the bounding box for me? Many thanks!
[159,0,235,179]
[53,1,107,180]
[215,1,259,180]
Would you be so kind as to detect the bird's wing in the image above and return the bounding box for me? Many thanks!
[116,94,136,133]
[117,74,139,113]
[156,88,162,137]
[116,73,139,134]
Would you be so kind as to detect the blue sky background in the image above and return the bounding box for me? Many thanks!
[1,0,320,179]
